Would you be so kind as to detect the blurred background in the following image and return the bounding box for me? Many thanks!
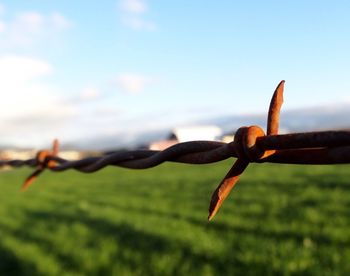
[1,1,350,275]
[1,0,350,151]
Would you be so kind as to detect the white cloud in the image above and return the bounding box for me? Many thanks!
[0,10,72,48]
[0,55,52,83]
[118,0,156,31]
[0,4,4,15]
[0,56,134,148]
[0,55,76,146]
[120,0,147,14]
[0,55,67,119]
[116,73,154,93]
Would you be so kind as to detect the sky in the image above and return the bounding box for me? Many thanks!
[0,0,350,148]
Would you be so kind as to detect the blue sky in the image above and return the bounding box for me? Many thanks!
[0,0,350,147]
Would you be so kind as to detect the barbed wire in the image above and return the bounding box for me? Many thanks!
[1,80,350,220]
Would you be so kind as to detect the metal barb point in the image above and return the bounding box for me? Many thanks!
[207,81,285,220]
[21,139,59,191]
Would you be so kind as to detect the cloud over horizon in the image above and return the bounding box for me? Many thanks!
[0,2,165,148]
[0,55,134,148]
[0,55,70,139]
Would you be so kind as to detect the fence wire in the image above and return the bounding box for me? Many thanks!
[1,80,350,220]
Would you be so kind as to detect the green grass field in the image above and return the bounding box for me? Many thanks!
[0,161,350,275]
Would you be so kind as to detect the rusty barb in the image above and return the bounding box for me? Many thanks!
[1,80,350,220]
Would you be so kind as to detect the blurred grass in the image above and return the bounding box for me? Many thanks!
[0,161,350,275]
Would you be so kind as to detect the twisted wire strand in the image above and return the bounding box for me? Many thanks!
[2,131,350,172]
[0,141,230,171]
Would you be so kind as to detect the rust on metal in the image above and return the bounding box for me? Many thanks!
[208,158,248,221]
[208,80,285,220]
[21,139,59,191]
[1,81,350,220]
[267,80,284,136]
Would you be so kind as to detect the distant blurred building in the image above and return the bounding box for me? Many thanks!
[169,125,222,142]
[149,125,223,151]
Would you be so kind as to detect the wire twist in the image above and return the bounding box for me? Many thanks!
[1,80,350,220]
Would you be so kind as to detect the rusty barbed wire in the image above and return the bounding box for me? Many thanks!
[1,80,350,220]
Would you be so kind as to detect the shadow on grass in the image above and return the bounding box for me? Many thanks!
[79,198,350,250]
[0,246,36,276]
[1,200,348,275]
[0,208,277,276]
[2,169,349,275]
[120,203,350,246]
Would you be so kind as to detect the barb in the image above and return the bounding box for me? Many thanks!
[21,139,59,191]
[1,81,350,220]
[208,80,285,220]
